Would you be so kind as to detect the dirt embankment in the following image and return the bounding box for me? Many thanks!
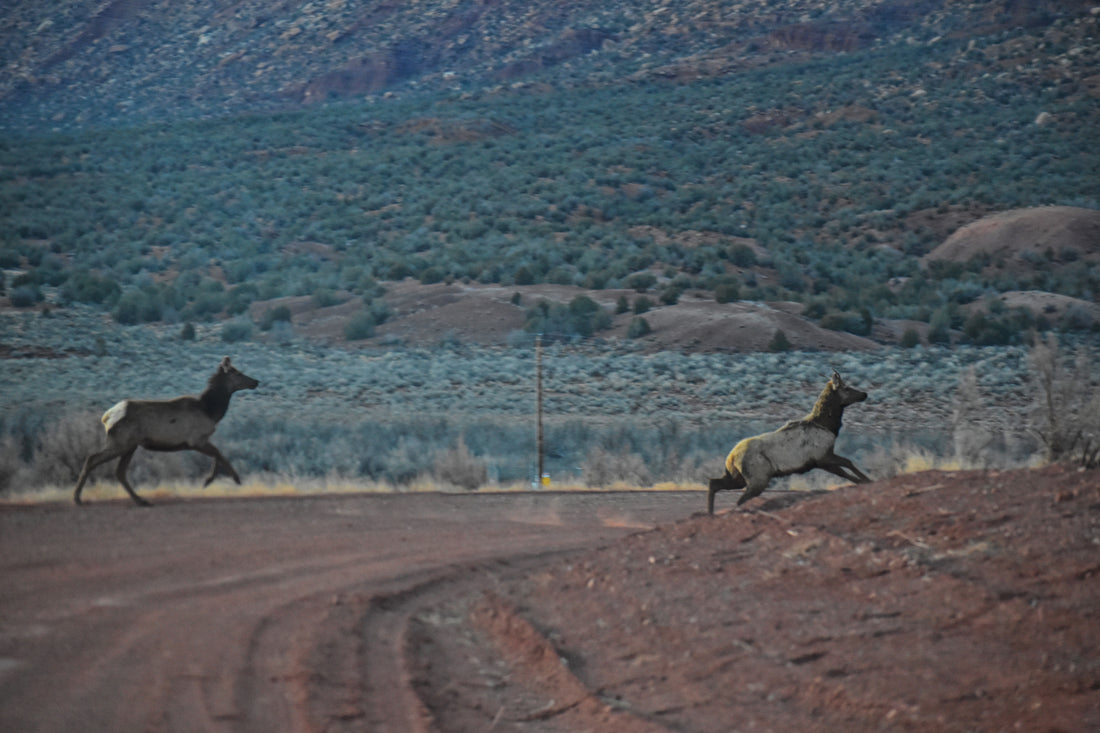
[410,465,1100,732]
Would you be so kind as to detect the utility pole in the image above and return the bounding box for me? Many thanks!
[536,333,544,487]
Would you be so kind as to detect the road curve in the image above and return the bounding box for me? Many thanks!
[0,491,699,732]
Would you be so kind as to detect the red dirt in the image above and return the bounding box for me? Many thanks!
[2,466,1098,732]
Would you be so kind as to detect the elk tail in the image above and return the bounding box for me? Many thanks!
[102,401,128,434]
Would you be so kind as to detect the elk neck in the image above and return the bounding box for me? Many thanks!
[199,374,234,422]
[808,384,845,436]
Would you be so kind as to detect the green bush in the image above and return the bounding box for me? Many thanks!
[61,271,121,306]
[627,316,651,339]
[768,328,791,352]
[9,285,42,308]
[260,305,293,331]
[714,282,739,303]
[344,311,376,340]
[820,310,871,336]
[220,320,253,343]
[626,272,657,292]
[114,288,162,324]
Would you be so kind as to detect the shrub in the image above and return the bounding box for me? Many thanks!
[61,271,121,306]
[900,327,921,348]
[514,266,534,285]
[768,328,792,352]
[581,447,651,487]
[633,296,652,315]
[221,320,253,343]
[344,311,376,340]
[525,296,610,339]
[432,436,488,490]
[729,244,758,267]
[820,310,870,336]
[714,282,739,303]
[568,296,609,336]
[627,317,651,339]
[9,284,42,308]
[260,305,293,331]
[180,322,196,341]
[952,367,996,468]
[626,272,657,292]
[1028,335,1100,466]
[928,307,952,344]
[114,288,163,324]
[312,289,346,308]
[0,434,22,493]
[30,412,104,486]
[419,266,445,285]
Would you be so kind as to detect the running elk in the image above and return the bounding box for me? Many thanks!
[707,370,871,514]
[73,357,259,506]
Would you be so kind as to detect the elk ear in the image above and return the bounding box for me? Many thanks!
[220,356,233,370]
[831,370,843,385]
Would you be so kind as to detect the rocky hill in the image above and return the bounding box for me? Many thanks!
[3,0,1097,130]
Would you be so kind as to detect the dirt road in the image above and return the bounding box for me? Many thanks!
[0,491,697,733]
[4,467,1099,732]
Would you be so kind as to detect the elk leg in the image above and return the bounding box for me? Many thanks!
[196,444,241,486]
[819,463,862,484]
[115,447,151,507]
[736,474,771,506]
[707,471,746,515]
[736,456,773,506]
[74,446,126,505]
[830,454,871,483]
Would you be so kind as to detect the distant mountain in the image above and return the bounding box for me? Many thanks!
[2,0,1094,131]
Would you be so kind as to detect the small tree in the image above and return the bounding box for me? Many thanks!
[767,328,791,352]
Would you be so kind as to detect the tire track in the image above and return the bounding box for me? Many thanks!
[0,492,700,732]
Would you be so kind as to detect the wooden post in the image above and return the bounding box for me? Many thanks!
[536,333,544,487]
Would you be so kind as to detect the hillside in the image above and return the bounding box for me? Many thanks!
[4,1,1095,131]
[1,0,1098,353]
[926,206,1100,272]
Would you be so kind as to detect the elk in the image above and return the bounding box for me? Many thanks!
[73,357,259,506]
[707,370,871,514]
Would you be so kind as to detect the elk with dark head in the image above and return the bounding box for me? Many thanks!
[73,357,259,506]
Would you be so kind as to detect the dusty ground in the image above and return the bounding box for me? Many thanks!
[2,466,1098,732]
